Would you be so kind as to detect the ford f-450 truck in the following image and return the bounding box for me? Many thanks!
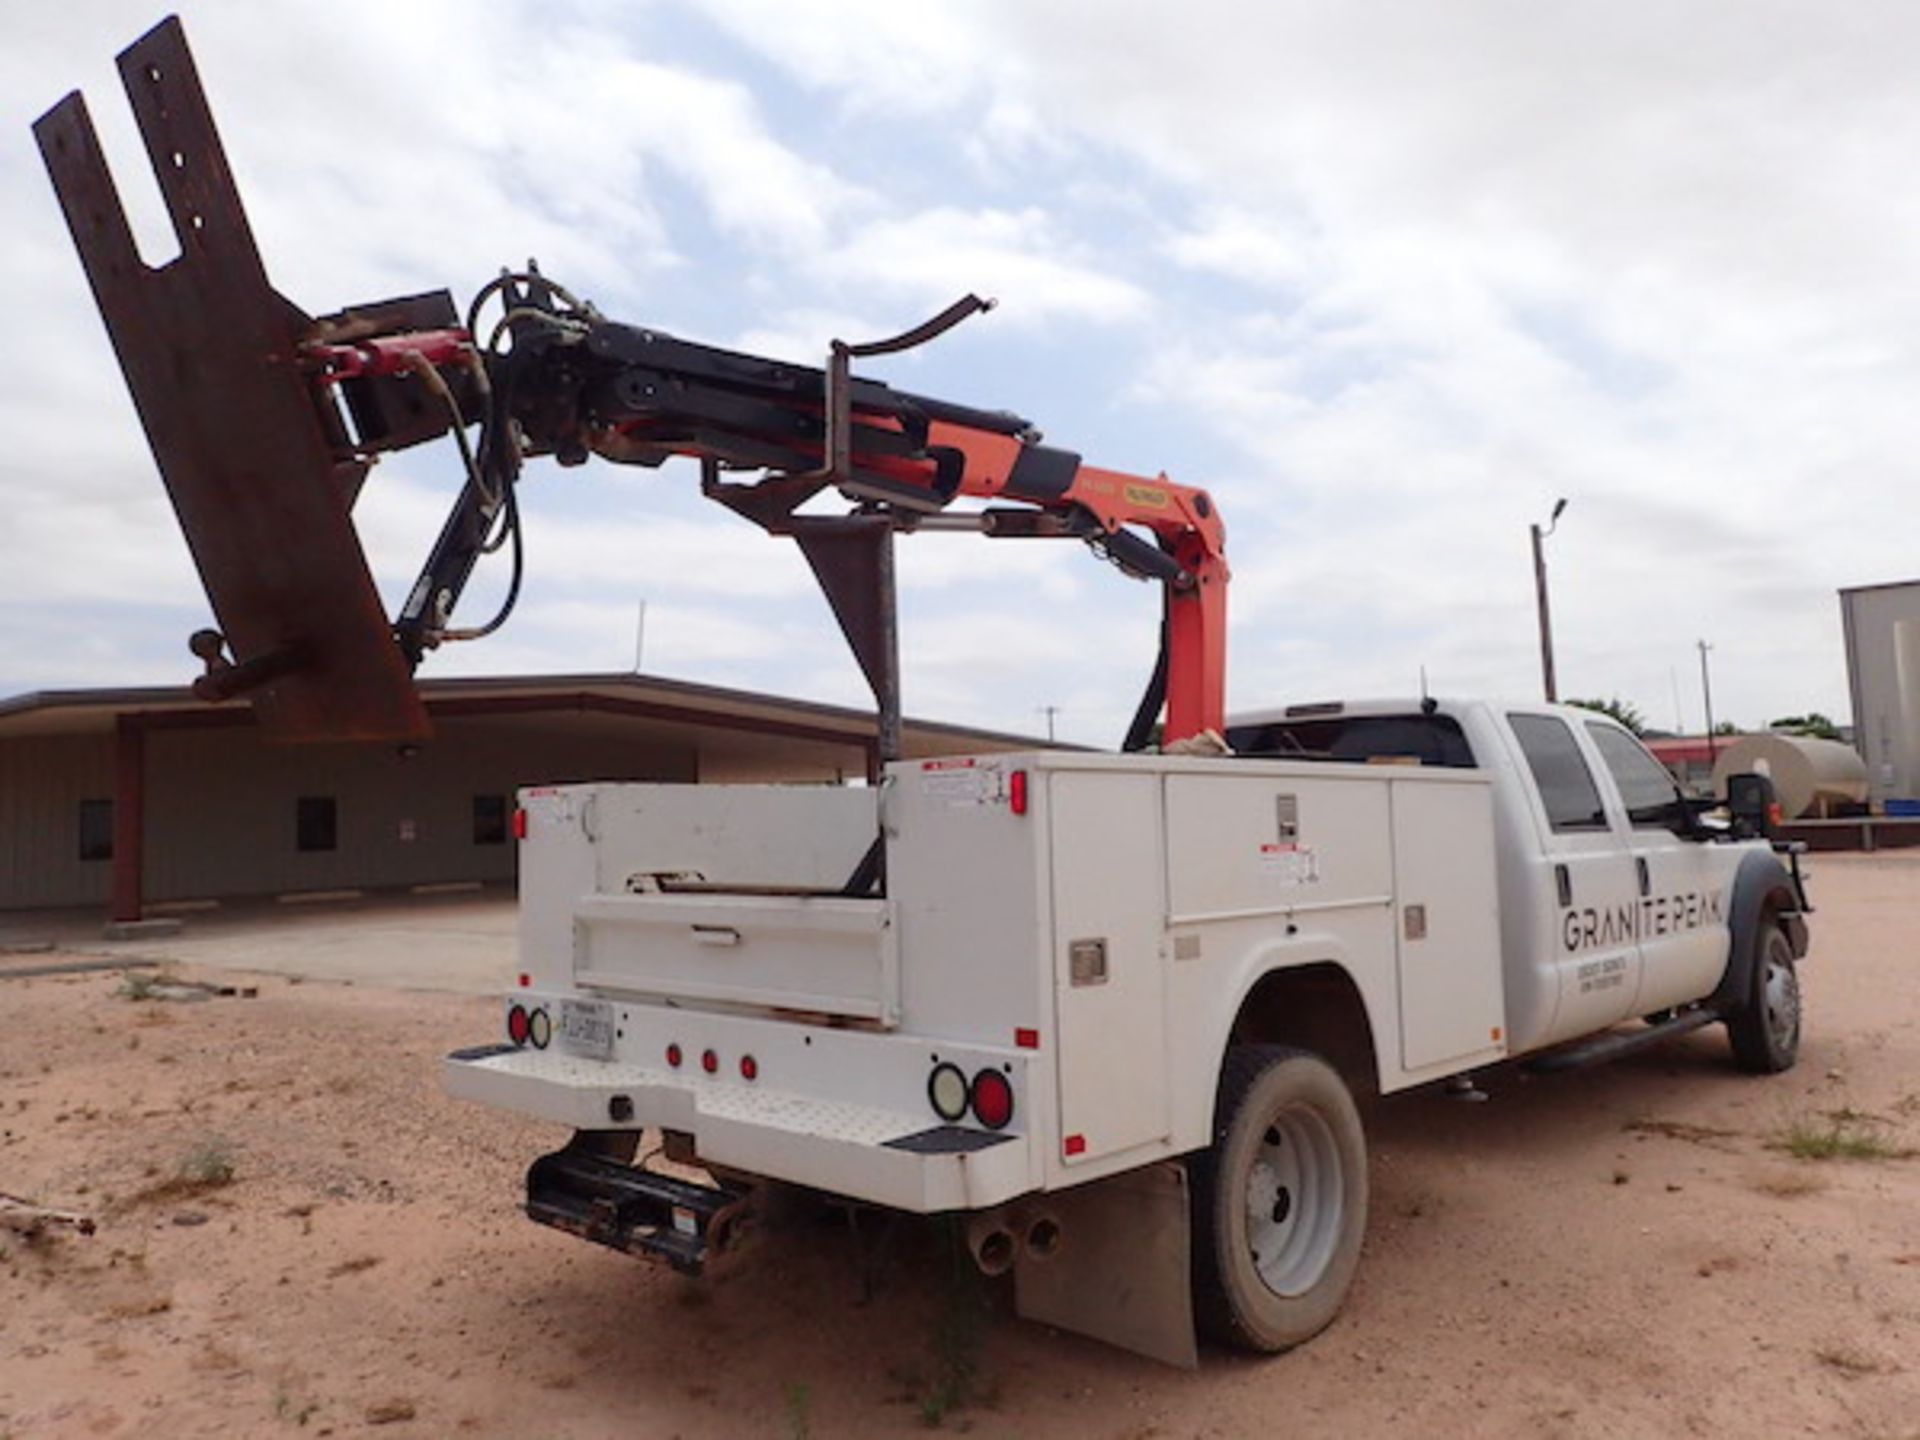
[442,699,1810,1365]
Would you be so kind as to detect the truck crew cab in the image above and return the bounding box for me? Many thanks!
[441,699,1810,1365]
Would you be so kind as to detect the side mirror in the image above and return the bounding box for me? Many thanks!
[1669,794,1716,839]
[1726,772,1781,839]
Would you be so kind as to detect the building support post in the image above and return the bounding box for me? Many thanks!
[111,714,145,923]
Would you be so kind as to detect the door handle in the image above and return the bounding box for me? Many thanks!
[1554,863,1572,907]
[1635,856,1650,897]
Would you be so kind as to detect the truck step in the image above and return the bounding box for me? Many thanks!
[525,1144,747,1275]
[1523,1006,1724,1073]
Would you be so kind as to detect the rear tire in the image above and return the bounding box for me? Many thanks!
[1190,1045,1368,1352]
[1727,922,1800,1074]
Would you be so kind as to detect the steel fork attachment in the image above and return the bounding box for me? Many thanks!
[33,16,441,741]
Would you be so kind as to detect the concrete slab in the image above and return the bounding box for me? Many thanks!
[102,917,183,941]
[9,889,518,995]
[0,957,160,981]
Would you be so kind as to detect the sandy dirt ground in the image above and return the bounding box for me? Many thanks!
[2,854,1917,1439]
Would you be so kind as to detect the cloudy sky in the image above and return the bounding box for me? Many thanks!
[5,2,1916,744]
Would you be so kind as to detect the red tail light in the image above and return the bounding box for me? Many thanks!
[701,1048,719,1075]
[1009,769,1029,816]
[969,1068,1015,1130]
[506,1004,530,1045]
[666,1043,683,1068]
[512,807,528,840]
[739,1054,759,1082]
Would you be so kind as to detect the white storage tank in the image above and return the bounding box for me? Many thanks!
[1711,734,1868,819]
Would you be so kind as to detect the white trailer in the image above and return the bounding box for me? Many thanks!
[445,699,1811,1364]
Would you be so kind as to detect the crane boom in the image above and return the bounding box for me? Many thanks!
[35,15,1229,755]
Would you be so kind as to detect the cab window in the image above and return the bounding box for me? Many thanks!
[1585,723,1684,829]
[1225,713,1476,767]
[1508,714,1609,832]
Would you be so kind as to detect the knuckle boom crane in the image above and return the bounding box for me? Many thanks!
[34,16,1227,763]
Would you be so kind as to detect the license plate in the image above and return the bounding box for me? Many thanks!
[558,998,616,1059]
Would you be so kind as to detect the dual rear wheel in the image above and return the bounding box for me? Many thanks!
[1189,1045,1368,1352]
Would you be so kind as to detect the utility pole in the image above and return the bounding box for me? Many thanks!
[1038,705,1060,743]
[1698,639,1717,767]
[1530,499,1568,702]
[633,599,647,673]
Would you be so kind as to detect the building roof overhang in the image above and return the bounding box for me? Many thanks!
[0,671,1056,754]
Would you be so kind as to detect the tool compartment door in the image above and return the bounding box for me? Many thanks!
[561,784,894,1023]
[1048,771,1170,1163]
[572,892,891,1021]
[1390,778,1505,1070]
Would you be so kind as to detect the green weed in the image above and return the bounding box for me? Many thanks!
[116,971,163,1001]
[784,1382,812,1440]
[1772,1112,1913,1162]
[177,1137,237,1187]
[909,1223,994,1428]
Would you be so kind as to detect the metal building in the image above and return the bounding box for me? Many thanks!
[0,673,1038,921]
[1839,579,1920,809]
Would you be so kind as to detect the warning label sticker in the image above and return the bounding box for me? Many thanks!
[1259,842,1320,885]
[921,759,1005,808]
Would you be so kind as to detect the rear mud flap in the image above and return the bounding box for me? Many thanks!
[1013,1161,1197,1368]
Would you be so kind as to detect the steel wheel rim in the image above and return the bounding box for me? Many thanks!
[1763,937,1800,1053]
[1244,1102,1344,1298]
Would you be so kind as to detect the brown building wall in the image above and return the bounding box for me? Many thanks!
[0,676,1042,914]
[1,717,697,910]
[0,733,117,909]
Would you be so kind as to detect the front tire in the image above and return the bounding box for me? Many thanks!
[1190,1045,1368,1352]
[1727,922,1801,1074]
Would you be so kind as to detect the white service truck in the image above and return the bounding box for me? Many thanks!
[31,24,1812,1365]
[443,698,1811,1365]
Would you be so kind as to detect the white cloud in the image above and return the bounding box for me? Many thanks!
[1165,212,1318,293]
[812,207,1149,326]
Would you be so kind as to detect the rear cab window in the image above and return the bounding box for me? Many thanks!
[1506,714,1611,833]
[1225,712,1477,767]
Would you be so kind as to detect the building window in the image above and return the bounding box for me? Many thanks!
[473,794,509,846]
[296,796,338,853]
[78,798,114,862]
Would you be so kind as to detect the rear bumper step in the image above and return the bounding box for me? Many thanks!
[525,1143,747,1275]
[442,1036,1038,1212]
